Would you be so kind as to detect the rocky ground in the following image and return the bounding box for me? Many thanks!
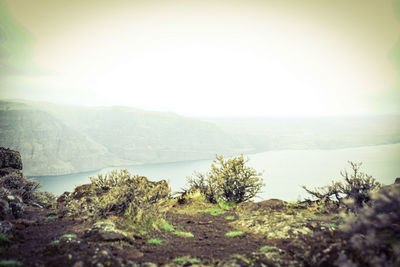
[1,147,399,266]
[0,193,341,266]
[0,200,316,266]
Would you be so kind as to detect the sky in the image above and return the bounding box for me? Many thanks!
[0,0,399,117]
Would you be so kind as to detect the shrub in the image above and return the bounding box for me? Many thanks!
[58,169,170,228]
[0,171,40,203]
[335,183,400,266]
[187,155,264,203]
[291,182,400,266]
[302,161,381,211]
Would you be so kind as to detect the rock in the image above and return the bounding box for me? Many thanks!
[7,195,24,218]
[0,148,23,170]
[12,218,35,227]
[84,221,134,243]
[73,261,85,267]
[0,199,11,220]
[0,221,14,234]
[115,247,144,259]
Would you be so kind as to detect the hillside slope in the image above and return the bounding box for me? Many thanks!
[0,100,251,176]
[0,101,122,176]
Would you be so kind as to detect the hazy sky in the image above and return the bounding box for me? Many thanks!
[1,0,399,117]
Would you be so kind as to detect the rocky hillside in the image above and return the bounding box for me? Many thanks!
[0,102,122,176]
[0,100,251,176]
[2,99,400,176]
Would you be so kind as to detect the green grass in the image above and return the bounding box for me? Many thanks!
[331,214,341,220]
[225,231,244,237]
[0,234,10,244]
[148,238,163,245]
[173,231,194,238]
[173,257,201,264]
[45,215,58,220]
[260,245,276,252]
[161,223,174,232]
[225,215,235,220]
[61,234,77,239]
[329,223,338,229]
[218,200,236,210]
[49,240,60,245]
[203,208,225,216]
[0,260,23,267]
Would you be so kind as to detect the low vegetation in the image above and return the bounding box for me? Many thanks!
[302,161,381,211]
[3,150,399,266]
[225,231,244,237]
[172,231,194,238]
[147,238,163,245]
[187,154,264,203]
[57,169,170,230]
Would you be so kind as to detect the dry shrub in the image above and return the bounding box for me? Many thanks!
[302,161,381,212]
[0,170,42,203]
[292,182,400,266]
[187,155,264,203]
[59,169,170,227]
[335,183,400,266]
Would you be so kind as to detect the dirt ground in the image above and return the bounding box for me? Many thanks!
[1,204,271,266]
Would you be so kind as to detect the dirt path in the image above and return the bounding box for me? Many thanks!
[1,205,267,266]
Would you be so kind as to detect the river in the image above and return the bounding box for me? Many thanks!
[32,143,400,201]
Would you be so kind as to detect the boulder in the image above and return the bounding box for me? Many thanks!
[83,221,134,243]
[0,221,14,234]
[7,195,24,218]
[0,148,23,170]
[0,199,11,220]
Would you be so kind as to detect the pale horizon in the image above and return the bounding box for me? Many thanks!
[1,0,400,117]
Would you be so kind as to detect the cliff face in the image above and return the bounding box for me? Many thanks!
[0,103,122,176]
[0,101,250,176]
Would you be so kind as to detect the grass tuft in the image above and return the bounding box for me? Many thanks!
[0,260,23,267]
[161,223,174,232]
[225,231,244,237]
[260,245,276,252]
[61,234,77,239]
[45,215,58,220]
[49,240,60,245]
[218,200,236,210]
[173,231,194,238]
[148,238,163,245]
[225,215,235,220]
[203,208,225,216]
[173,257,200,264]
[0,234,10,244]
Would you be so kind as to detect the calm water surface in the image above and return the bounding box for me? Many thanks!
[33,144,400,201]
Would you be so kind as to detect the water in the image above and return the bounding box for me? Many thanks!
[32,144,400,201]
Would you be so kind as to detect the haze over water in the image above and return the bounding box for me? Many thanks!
[34,143,400,201]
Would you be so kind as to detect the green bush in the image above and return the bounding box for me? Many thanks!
[302,161,381,211]
[187,155,264,203]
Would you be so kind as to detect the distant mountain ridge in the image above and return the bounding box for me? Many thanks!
[0,100,252,176]
[1,99,399,176]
